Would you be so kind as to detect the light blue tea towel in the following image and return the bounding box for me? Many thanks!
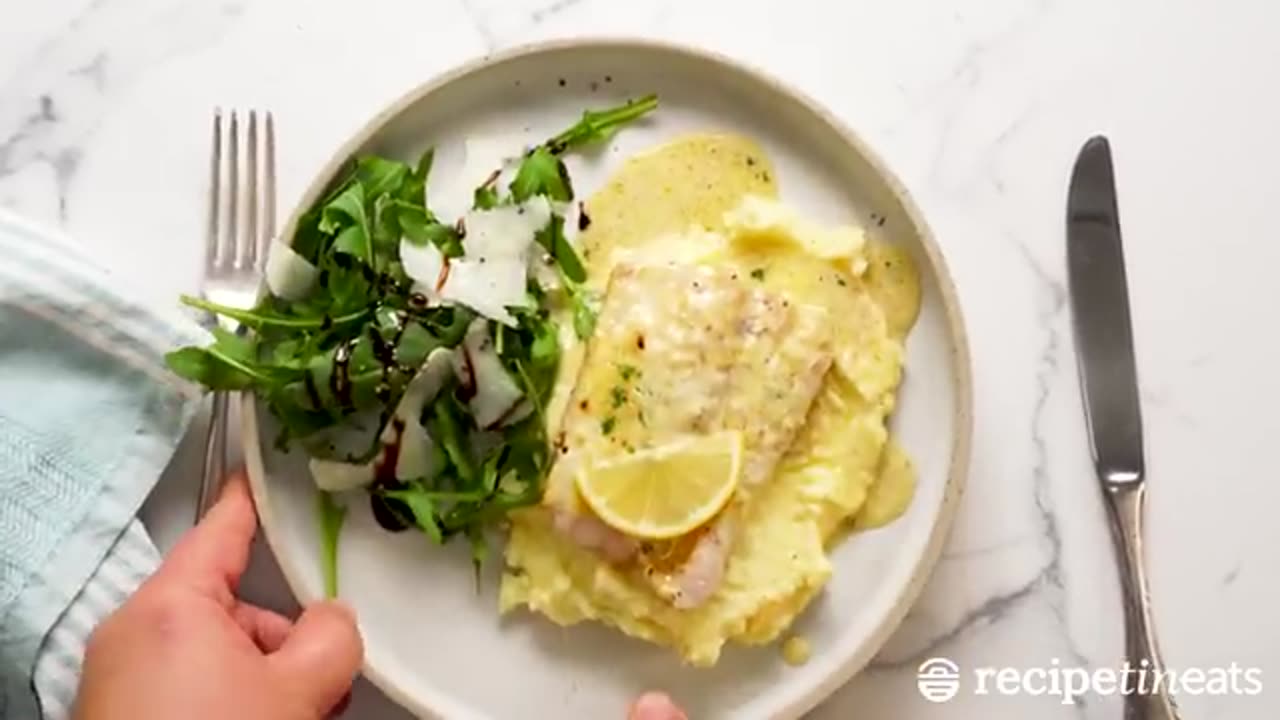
[0,209,209,719]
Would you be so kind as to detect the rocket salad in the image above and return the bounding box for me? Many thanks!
[166,95,658,595]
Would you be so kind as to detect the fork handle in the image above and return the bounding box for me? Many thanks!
[1103,483,1183,720]
[195,390,229,522]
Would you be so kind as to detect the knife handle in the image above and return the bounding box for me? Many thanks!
[1102,483,1183,720]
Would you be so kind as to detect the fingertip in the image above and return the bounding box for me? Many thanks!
[629,691,687,720]
[158,468,259,600]
[306,599,360,644]
[272,600,364,713]
[216,467,253,509]
[202,467,256,537]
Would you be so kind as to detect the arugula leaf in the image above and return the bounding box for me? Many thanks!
[546,94,659,154]
[317,491,347,598]
[467,525,487,589]
[210,326,255,360]
[529,320,559,370]
[534,215,586,283]
[179,295,370,331]
[321,183,372,263]
[355,155,410,199]
[427,224,465,257]
[472,185,499,210]
[432,393,476,484]
[415,147,435,183]
[380,484,445,544]
[509,147,573,203]
[371,194,401,254]
[165,347,256,390]
[394,200,425,233]
[420,306,475,346]
[394,148,434,215]
[387,147,462,259]
[573,300,596,339]
[320,255,378,315]
[165,319,307,391]
[292,208,327,264]
[399,206,463,258]
[498,310,560,413]
[320,180,366,232]
[500,97,656,290]
[480,453,501,494]
[395,322,439,366]
[268,398,336,447]
[566,283,598,339]
[331,224,369,261]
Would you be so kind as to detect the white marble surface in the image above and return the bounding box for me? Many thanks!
[3,0,1279,718]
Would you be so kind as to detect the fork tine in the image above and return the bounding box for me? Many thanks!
[259,111,277,269]
[242,111,259,269]
[225,111,239,268]
[206,110,223,268]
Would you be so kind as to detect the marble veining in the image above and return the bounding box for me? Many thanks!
[3,0,1278,718]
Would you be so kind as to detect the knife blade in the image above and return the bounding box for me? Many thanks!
[1066,136,1182,720]
[1066,135,1145,486]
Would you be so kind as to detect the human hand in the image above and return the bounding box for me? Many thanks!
[629,691,689,720]
[72,470,363,720]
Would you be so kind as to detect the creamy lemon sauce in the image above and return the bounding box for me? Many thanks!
[500,132,922,666]
[781,635,812,666]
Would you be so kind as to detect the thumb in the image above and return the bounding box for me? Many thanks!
[628,691,688,720]
[270,601,364,713]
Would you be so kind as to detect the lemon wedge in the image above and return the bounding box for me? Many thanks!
[574,431,743,539]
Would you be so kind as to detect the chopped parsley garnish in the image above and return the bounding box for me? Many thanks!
[601,416,617,435]
[609,385,627,409]
[750,267,766,281]
[618,363,640,381]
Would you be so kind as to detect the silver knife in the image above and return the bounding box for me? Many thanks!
[1067,135,1182,720]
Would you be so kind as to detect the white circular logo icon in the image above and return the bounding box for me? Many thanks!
[917,657,961,703]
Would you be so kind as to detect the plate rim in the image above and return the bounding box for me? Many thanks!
[241,35,973,720]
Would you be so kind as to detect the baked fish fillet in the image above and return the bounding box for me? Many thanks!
[544,262,834,608]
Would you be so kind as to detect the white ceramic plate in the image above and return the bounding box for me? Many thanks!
[244,39,971,720]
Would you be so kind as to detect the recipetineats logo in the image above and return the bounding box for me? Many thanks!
[916,658,962,702]
[916,657,1264,704]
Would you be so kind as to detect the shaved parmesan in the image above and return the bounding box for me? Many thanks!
[309,457,375,492]
[400,197,553,326]
[306,349,454,492]
[458,318,526,429]
[399,238,447,299]
[442,257,529,325]
[264,241,319,301]
[429,134,529,224]
[385,348,453,481]
[465,195,552,257]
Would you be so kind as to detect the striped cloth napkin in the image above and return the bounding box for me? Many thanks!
[0,209,208,718]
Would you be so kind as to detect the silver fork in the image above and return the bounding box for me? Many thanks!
[195,109,276,520]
